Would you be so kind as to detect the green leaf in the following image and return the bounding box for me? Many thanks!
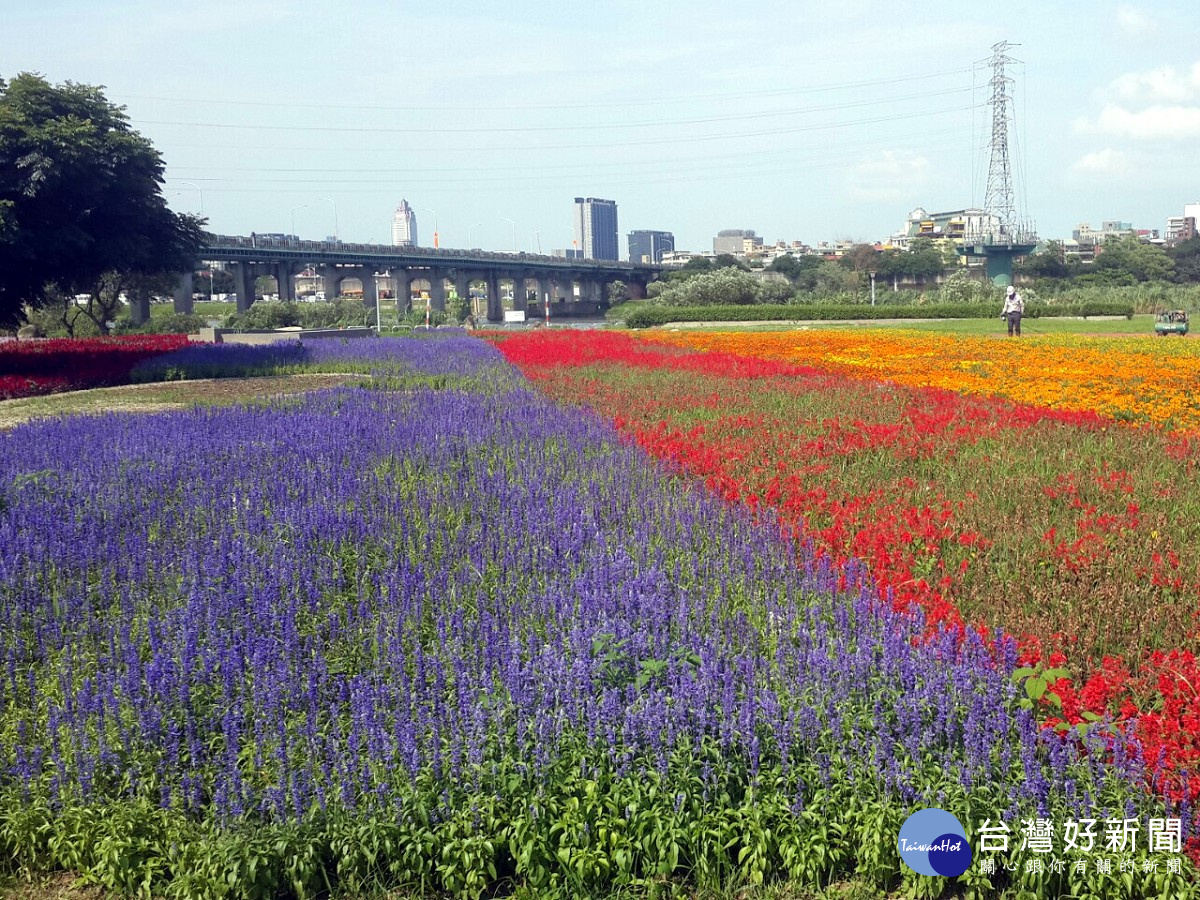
[1025,677,1047,700]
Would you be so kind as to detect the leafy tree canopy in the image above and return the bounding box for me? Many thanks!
[1093,234,1176,283]
[876,238,948,280]
[838,243,879,273]
[767,254,823,282]
[651,267,765,307]
[1169,236,1200,283]
[713,253,748,271]
[0,72,204,326]
[1016,240,1075,280]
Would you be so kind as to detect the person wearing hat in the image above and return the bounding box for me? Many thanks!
[1001,284,1024,337]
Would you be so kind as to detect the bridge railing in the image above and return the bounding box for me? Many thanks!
[203,234,650,271]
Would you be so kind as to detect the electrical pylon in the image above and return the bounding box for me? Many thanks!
[983,41,1019,229]
[961,40,1036,285]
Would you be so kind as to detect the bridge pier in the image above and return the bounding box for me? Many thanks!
[231,263,255,312]
[321,266,342,301]
[511,274,528,312]
[454,271,470,310]
[483,274,499,322]
[392,269,411,313]
[429,269,447,312]
[277,265,295,302]
[360,269,378,310]
[173,272,194,314]
[129,292,151,325]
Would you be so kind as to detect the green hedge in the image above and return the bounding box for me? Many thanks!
[624,302,1135,328]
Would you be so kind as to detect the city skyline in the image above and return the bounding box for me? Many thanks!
[6,1,1198,252]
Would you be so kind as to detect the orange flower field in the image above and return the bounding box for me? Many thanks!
[644,330,1200,432]
[492,328,1200,813]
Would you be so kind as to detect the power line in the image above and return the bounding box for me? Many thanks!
[162,140,976,194]
[162,126,969,176]
[140,104,977,154]
[115,67,972,114]
[131,88,972,137]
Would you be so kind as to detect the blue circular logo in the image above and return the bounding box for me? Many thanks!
[898,809,973,877]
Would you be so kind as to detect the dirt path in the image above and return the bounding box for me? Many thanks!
[0,373,365,430]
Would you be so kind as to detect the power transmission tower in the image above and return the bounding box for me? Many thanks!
[983,41,1019,229]
[962,40,1036,284]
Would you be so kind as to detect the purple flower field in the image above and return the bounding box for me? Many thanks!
[0,335,1194,898]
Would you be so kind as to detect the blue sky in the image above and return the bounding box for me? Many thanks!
[6,0,1199,254]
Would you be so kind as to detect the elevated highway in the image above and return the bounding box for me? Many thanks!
[142,234,658,324]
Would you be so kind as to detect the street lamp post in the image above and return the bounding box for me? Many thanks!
[468,222,484,248]
[318,197,338,242]
[419,207,438,248]
[174,183,213,301]
[500,216,517,252]
[289,204,308,242]
[657,234,675,264]
[533,231,542,254]
[176,181,205,215]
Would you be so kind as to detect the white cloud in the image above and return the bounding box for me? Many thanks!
[846,150,931,203]
[1110,62,1200,104]
[1075,61,1200,142]
[1116,5,1155,34]
[1069,149,1131,177]
[1093,104,1200,140]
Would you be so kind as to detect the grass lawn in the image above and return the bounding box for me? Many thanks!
[879,313,1156,336]
[0,373,364,430]
[142,300,236,320]
[649,314,1160,336]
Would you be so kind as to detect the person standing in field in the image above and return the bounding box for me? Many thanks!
[1001,284,1024,337]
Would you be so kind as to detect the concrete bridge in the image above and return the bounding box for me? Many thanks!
[136,234,658,324]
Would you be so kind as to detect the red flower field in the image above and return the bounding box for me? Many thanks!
[0,334,191,399]
[491,329,1200,803]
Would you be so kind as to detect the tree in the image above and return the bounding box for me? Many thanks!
[839,243,879,274]
[1169,236,1200,283]
[0,73,204,327]
[680,256,714,275]
[606,280,628,306]
[1017,240,1072,280]
[767,254,823,283]
[1093,235,1176,283]
[44,269,177,336]
[713,253,748,271]
[870,239,949,289]
[652,267,761,306]
[755,278,796,304]
[196,267,235,299]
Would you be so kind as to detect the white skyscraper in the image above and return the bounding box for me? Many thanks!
[392,200,417,247]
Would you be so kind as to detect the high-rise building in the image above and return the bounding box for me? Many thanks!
[574,197,619,260]
[713,229,761,255]
[628,230,674,264]
[392,200,417,247]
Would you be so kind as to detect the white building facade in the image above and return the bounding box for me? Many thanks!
[392,200,418,247]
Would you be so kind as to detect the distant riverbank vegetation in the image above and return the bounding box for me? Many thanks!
[631,235,1200,318]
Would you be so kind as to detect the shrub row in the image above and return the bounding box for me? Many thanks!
[623,301,1136,328]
